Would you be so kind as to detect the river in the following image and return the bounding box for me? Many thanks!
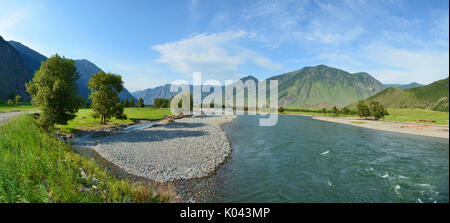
[205,115,449,202]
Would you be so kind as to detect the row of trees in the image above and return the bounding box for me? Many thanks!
[153,95,194,110]
[26,54,134,128]
[278,100,388,119]
[122,98,144,108]
[0,94,21,105]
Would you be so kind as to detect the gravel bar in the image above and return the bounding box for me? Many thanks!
[71,115,236,182]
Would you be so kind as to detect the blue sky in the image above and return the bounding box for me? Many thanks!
[0,0,448,91]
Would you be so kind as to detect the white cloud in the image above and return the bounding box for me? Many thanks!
[152,30,282,81]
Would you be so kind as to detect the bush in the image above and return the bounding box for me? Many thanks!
[278,106,285,113]
[15,95,22,105]
[7,99,14,105]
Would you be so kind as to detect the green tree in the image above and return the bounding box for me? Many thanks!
[26,54,82,128]
[138,98,145,108]
[130,99,135,107]
[88,72,127,125]
[368,100,388,120]
[357,100,370,118]
[124,99,130,107]
[14,95,22,105]
[332,106,340,116]
[7,99,14,105]
[278,106,285,113]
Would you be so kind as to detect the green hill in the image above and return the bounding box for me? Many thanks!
[267,65,386,108]
[359,77,449,112]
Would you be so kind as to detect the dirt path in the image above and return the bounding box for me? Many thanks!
[0,112,25,126]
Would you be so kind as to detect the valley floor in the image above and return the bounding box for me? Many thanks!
[312,116,449,139]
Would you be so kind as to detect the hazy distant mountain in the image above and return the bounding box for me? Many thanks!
[132,76,258,105]
[360,77,449,112]
[384,82,423,89]
[267,65,386,108]
[0,36,33,101]
[8,40,136,101]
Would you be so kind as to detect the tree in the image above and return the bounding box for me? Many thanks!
[332,106,340,116]
[138,98,145,108]
[368,100,388,120]
[278,106,285,113]
[26,54,82,128]
[124,99,130,107]
[15,95,22,105]
[88,72,127,125]
[357,100,370,118]
[130,99,135,107]
[7,99,14,105]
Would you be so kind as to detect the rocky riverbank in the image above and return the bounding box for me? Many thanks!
[70,115,236,183]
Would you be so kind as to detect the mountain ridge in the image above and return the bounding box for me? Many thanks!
[6,40,136,101]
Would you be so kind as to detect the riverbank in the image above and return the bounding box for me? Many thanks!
[71,115,236,183]
[312,116,449,139]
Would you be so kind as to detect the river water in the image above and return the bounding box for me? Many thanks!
[208,115,449,203]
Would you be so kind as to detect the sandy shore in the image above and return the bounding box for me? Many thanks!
[71,115,236,182]
[312,116,449,139]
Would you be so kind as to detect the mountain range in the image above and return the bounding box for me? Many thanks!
[0,36,136,101]
[133,65,387,108]
[384,82,423,89]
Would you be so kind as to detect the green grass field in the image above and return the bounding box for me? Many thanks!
[281,107,449,125]
[383,108,449,125]
[56,107,172,133]
[0,114,173,203]
[0,102,38,112]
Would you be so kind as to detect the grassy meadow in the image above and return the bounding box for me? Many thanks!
[281,107,449,125]
[383,108,449,125]
[0,114,173,203]
[0,102,38,112]
[56,107,172,133]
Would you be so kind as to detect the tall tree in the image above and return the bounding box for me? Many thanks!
[26,54,82,128]
[138,98,145,108]
[88,72,126,124]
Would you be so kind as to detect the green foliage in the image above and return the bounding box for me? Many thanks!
[0,115,172,203]
[7,99,14,105]
[154,98,170,108]
[138,98,145,108]
[14,95,21,105]
[130,99,135,107]
[278,106,285,113]
[124,99,130,107]
[357,100,370,117]
[357,100,388,119]
[25,54,82,129]
[88,72,127,125]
